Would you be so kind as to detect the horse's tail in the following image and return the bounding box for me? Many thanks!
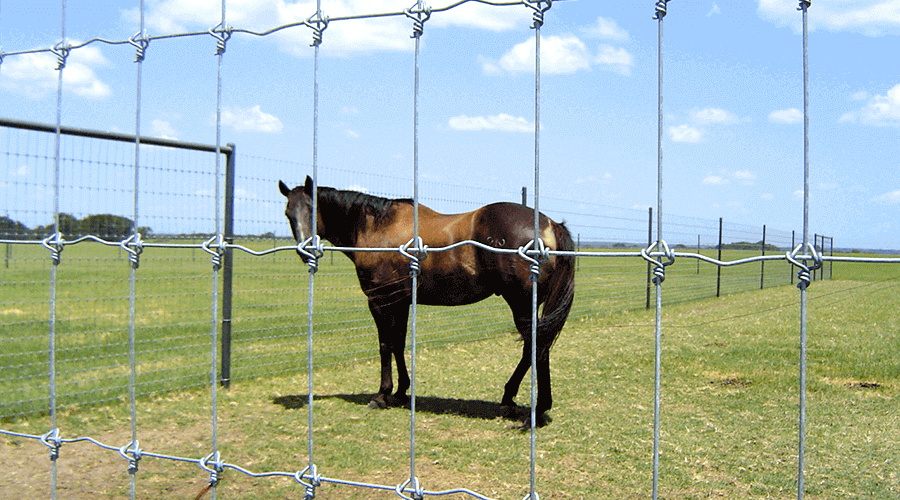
[536,221,576,360]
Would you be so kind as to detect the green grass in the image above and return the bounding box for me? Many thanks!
[1,240,898,498]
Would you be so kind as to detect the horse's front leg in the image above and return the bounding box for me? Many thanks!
[367,299,410,409]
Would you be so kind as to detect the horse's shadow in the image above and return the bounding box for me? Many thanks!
[272,393,523,422]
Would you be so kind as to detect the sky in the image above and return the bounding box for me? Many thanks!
[1,0,899,250]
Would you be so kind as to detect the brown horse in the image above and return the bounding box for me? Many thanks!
[280,176,575,425]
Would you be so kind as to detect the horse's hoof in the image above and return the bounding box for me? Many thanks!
[368,395,388,409]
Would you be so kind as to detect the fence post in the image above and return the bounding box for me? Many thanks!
[760,225,766,290]
[791,231,796,285]
[716,217,723,297]
[813,233,819,282]
[522,186,527,207]
[646,207,653,309]
[220,143,236,388]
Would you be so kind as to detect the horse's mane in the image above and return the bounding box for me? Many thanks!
[317,187,412,240]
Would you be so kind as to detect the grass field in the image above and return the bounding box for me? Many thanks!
[1,239,898,498]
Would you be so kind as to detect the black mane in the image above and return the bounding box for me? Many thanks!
[317,186,412,245]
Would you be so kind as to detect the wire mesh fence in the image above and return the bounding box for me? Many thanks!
[1,120,836,420]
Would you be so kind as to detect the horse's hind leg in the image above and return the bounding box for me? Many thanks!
[500,341,531,418]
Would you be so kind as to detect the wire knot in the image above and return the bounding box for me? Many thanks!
[209,22,232,55]
[201,452,225,488]
[798,0,811,12]
[51,40,71,70]
[121,233,144,269]
[128,30,150,62]
[295,465,321,499]
[41,429,62,462]
[785,243,822,290]
[41,232,65,266]
[525,0,552,29]
[400,237,428,276]
[202,234,227,271]
[405,2,432,39]
[641,240,675,285]
[119,441,142,475]
[297,235,324,273]
[396,476,425,500]
[304,12,329,47]
[653,0,670,20]
[518,238,549,283]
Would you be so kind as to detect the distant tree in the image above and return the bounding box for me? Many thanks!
[0,216,29,240]
[80,214,134,240]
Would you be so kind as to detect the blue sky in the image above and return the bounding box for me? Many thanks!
[1,1,899,249]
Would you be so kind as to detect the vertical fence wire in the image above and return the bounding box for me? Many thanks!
[797,2,812,499]
[651,2,668,499]
[207,1,228,497]
[405,3,430,498]
[47,2,69,499]
[527,2,546,498]
[127,2,147,498]
[305,2,325,498]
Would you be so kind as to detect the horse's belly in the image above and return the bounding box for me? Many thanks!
[416,274,494,306]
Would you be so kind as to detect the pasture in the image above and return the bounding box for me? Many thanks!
[1,240,898,498]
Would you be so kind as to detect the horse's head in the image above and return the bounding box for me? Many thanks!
[279,176,315,245]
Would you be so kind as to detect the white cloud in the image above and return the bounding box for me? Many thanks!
[429,1,531,31]
[150,119,178,139]
[703,175,729,186]
[874,189,900,204]
[489,34,633,76]
[595,45,633,76]
[769,108,803,124]
[583,17,630,41]
[448,114,534,133]
[0,46,111,99]
[499,35,592,75]
[346,129,360,139]
[860,84,900,126]
[693,107,737,125]
[221,105,283,133]
[838,112,857,124]
[734,170,755,182]
[758,0,900,36]
[851,91,869,101]
[707,3,721,17]
[669,124,703,143]
[839,84,900,126]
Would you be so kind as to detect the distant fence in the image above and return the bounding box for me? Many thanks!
[1,118,830,420]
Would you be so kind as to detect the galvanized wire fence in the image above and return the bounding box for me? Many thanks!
[1,1,899,500]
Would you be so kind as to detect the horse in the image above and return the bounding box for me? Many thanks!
[279,176,575,425]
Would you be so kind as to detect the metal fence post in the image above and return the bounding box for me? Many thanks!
[646,207,653,309]
[760,225,766,290]
[220,144,236,388]
[716,217,723,297]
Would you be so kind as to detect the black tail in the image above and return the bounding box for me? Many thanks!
[536,221,575,360]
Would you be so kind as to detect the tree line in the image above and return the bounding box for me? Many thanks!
[0,214,150,241]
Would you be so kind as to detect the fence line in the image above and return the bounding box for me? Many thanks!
[2,1,900,499]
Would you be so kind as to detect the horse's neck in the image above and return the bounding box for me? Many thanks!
[318,198,360,249]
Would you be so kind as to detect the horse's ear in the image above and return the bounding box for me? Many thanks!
[304,175,314,195]
[278,180,291,197]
